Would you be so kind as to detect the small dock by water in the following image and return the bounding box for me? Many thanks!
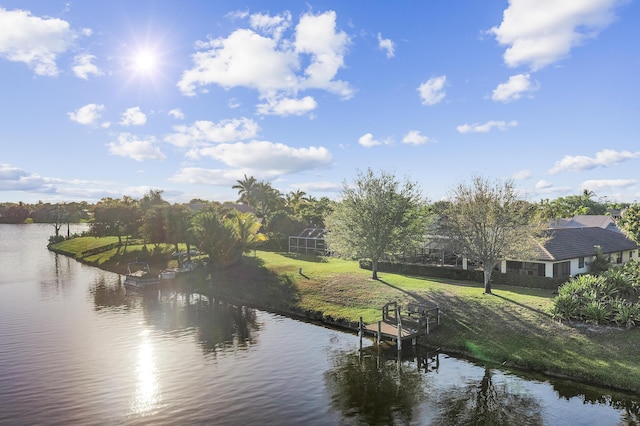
[359,301,440,349]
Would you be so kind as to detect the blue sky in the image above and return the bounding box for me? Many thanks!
[1,1,639,204]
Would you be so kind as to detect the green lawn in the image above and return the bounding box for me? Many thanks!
[253,251,640,393]
[49,239,640,393]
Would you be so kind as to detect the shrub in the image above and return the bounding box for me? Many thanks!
[613,299,640,328]
[602,268,635,299]
[551,294,580,321]
[582,300,612,325]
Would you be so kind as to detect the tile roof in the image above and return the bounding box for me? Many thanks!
[535,227,639,261]
[550,215,619,232]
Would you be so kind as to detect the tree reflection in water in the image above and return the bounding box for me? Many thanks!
[89,275,132,310]
[433,367,543,426]
[325,345,427,426]
[140,291,260,354]
[552,380,640,425]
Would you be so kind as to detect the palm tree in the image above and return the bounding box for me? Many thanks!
[253,181,284,215]
[232,175,258,207]
[286,189,310,214]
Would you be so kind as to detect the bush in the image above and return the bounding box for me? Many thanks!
[582,300,611,325]
[553,271,640,327]
[613,299,640,328]
[551,294,580,321]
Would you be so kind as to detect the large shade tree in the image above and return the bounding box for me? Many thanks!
[442,176,547,294]
[325,168,428,280]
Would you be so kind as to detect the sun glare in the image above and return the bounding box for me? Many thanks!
[132,50,157,74]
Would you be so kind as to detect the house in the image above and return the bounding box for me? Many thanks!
[462,215,639,278]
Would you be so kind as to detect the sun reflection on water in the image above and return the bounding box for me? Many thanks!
[130,329,161,417]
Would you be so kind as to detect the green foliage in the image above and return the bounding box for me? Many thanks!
[613,299,640,328]
[618,204,640,244]
[263,211,305,250]
[551,294,580,320]
[190,206,265,268]
[325,168,429,280]
[553,267,640,327]
[588,245,611,275]
[536,190,606,220]
[582,300,611,325]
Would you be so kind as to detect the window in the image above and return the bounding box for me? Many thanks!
[553,261,571,278]
[616,252,623,264]
[578,257,585,268]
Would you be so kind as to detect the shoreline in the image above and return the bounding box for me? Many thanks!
[49,240,640,395]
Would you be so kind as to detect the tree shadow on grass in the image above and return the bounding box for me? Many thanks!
[377,278,430,305]
[492,293,551,318]
[207,255,301,310]
[279,252,329,263]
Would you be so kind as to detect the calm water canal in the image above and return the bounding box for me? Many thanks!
[0,224,638,425]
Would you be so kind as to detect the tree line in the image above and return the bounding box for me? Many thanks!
[4,172,640,293]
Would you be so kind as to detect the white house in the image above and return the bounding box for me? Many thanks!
[461,215,639,279]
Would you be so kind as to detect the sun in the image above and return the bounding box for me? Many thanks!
[132,49,158,74]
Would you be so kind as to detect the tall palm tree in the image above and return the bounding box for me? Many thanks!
[253,181,284,215]
[232,174,257,207]
[286,189,310,214]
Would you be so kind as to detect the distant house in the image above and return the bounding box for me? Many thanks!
[461,215,639,278]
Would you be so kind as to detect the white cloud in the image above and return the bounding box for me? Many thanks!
[177,10,353,102]
[294,11,352,97]
[170,167,239,185]
[526,179,571,196]
[581,179,636,191]
[72,53,102,80]
[168,109,184,120]
[512,169,533,180]
[490,0,624,71]
[193,140,332,176]
[492,73,538,102]
[0,163,117,199]
[120,107,147,126]
[548,149,640,175]
[377,33,395,58]
[68,103,105,126]
[358,133,392,148]
[0,8,84,76]
[165,118,259,148]
[402,130,430,145]
[256,96,317,116]
[456,120,518,134]
[0,163,53,192]
[249,11,291,40]
[107,133,166,161]
[418,76,446,106]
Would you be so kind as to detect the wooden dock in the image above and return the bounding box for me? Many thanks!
[360,301,440,349]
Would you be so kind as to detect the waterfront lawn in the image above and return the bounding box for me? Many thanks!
[253,250,640,393]
[51,236,183,274]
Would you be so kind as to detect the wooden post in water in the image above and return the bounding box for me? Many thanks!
[397,322,402,351]
[377,321,382,344]
[358,316,363,349]
[437,305,441,325]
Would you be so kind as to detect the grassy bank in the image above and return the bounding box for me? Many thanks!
[50,237,640,393]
